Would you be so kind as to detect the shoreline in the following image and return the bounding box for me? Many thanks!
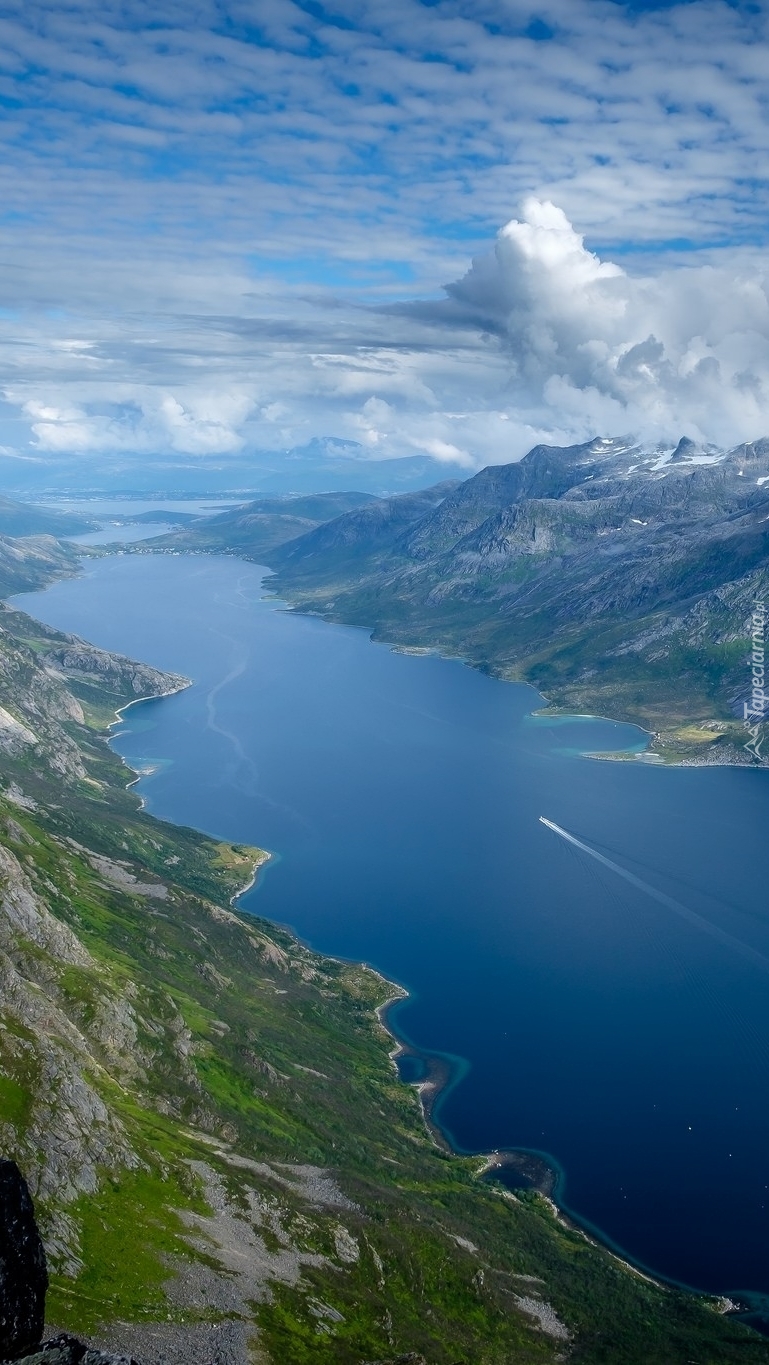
[108,680,192,809]
[21,544,760,1322]
[109,678,192,731]
[280,586,768,772]
[124,540,764,775]
[109,685,273,899]
[375,1004,454,1153]
[290,600,764,771]
[229,847,272,904]
[111,679,192,783]
[374,994,749,1319]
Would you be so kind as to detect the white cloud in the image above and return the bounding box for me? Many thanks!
[3,193,768,473]
[0,0,767,285]
[17,388,254,457]
[3,198,769,471]
[157,392,253,455]
[441,198,769,447]
[0,1,768,474]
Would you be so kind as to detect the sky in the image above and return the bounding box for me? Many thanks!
[0,0,768,476]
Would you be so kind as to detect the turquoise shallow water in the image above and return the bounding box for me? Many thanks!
[13,550,769,1301]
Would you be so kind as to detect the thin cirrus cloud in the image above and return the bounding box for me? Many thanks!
[0,0,767,470]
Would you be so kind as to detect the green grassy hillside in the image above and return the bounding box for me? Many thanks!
[0,605,766,1363]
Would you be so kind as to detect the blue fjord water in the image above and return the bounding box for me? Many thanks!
[13,550,769,1302]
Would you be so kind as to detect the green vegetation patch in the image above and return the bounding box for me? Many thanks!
[46,1164,210,1335]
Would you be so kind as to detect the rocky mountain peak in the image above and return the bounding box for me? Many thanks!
[671,436,699,461]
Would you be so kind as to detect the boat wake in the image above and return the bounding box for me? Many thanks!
[539,816,769,974]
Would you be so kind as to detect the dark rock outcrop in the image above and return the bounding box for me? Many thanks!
[7,1334,137,1365]
[0,1160,47,1361]
[0,1169,139,1365]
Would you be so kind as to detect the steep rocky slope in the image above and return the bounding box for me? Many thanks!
[0,602,766,1361]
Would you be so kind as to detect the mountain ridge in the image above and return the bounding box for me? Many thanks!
[160,434,769,761]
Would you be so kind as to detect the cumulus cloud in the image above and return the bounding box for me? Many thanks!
[156,392,253,454]
[438,197,769,446]
[19,389,254,457]
[4,198,769,471]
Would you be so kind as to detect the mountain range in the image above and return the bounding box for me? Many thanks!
[164,436,769,762]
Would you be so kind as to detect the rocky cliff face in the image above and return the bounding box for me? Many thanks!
[0,834,144,1272]
[272,436,769,598]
